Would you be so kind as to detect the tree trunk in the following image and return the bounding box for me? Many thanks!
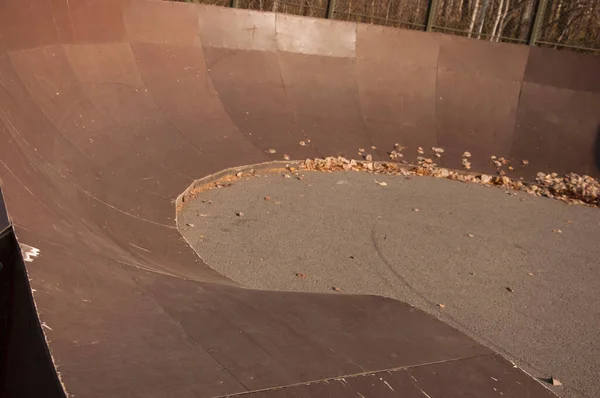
[476,0,491,39]
[495,0,510,41]
[468,0,481,37]
[491,0,505,40]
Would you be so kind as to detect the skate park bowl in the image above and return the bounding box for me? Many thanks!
[0,0,599,397]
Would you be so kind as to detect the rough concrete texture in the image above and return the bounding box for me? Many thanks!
[179,171,600,398]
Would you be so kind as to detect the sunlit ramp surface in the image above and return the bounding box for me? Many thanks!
[0,0,598,396]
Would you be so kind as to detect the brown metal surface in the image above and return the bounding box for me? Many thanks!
[0,0,595,396]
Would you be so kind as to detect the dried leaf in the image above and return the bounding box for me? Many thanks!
[371,146,377,150]
[332,287,341,292]
[552,229,562,233]
[283,154,290,161]
[528,272,534,276]
[264,196,271,201]
[236,212,243,217]
[186,223,195,227]
[375,180,387,186]
[522,160,529,165]
[299,141,306,146]
[467,234,475,238]
[413,208,420,212]
[284,174,291,179]
[551,377,562,386]
[462,151,472,158]
[437,304,446,309]
[266,148,276,154]
[358,148,365,153]
[296,273,307,279]
[506,287,514,293]
[236,171,243,178]
[566,220,573,224]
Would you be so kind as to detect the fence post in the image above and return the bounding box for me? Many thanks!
[529,0,549,46]
[231,0,240,8]
[326,0,336,19]
[426,0,439,32]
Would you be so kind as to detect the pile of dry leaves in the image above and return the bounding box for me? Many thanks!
[300,147,599,207]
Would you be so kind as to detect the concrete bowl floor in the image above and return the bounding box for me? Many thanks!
[178,170,600,398]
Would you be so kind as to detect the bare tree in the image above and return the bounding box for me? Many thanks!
[468,0,481,37]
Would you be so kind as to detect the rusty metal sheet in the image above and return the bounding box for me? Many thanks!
[124,0,201,46]
[356,25,439,162]
[276,14,356,57]
[277,52,373,158]
[198,5,277,51]
[437,34,529,81]
[0,0,57,50]
[511,83,600,178]
[51,0,126,45]
[130,42,268,173]
[203,47,320,159]
[525,46,600,93]
[436,36,525,172]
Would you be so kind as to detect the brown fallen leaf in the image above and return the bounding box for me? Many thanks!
[236,212,243,217]
[264,196,271,201]
[467,234,475,238]
[375,180,387,186]
[522,159,529,165]
[551,377,562,386]
[566,220,573,224]
[299,141,306,146]
[236,171,243,178]
[371,145,377,150]
[358,148,365,153]
[508,166,514,171]
[413,208,420,212]
[437,304,446,309]
[283,154,290,161]
[332,287,341,292]
[296,273,307,279]
[552,229,562,234]
[462,151,472,158]
[273,201,282,204]
[506,287,514,293]
[365,154,373,161]
[528,272,534,276]
[266,148,276,154]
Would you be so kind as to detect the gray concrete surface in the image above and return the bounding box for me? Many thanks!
[179,170,600,398]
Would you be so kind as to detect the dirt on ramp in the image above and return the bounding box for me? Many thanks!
[0,0,598,397]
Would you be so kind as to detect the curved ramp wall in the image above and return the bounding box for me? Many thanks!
[0,0,597,396]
